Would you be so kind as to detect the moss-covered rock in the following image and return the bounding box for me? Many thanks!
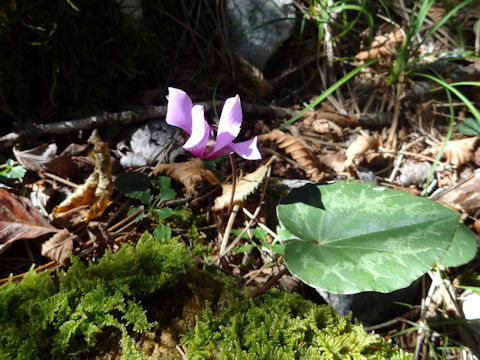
[0,232,411,359]
[0,232,194,359]
[183,290,410,360]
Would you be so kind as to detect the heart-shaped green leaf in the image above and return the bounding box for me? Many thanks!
[438,223,477,267]
[277,181,461,294]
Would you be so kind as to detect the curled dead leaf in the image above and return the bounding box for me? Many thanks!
[52,130,113,224]
[41,229,75,266]
[258,129,324,181]
[213,157,275,211]
[303,110,357,128]
[13,143,57,172]
[319,151,346,174]
[423,136,480,167]
[14,143,90,178]
[355,28,404,61]
[345,135,379,167]
[153,158,220,197]
[0,188,59,255]
[431,168,480,214]
[312,119,343,137]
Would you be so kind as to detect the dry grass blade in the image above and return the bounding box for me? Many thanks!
[258,129,323,181]
[0,188,59,255]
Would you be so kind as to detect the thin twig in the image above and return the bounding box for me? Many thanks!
[251,266,290,298]
[0,102,296,150]
[219,204,240,256]
[0,260,58,285]
[44,172,80,189]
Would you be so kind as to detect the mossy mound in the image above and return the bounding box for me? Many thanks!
[0,232,411,359]
[183,290,410,360]
[0,232,194,359]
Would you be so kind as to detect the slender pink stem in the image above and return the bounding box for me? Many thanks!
[227,154,237,216]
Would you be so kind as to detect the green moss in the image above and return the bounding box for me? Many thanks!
[183,290,411,360]
[0,232,410,359]
[0,232,193,359]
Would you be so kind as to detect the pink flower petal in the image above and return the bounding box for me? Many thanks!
[166,87,194,135]
[183,105,210,157]
[208,136,261,160]
[212,95,242,153]
[230,136,261,160]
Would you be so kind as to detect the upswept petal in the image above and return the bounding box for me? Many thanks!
[208,136,261,160]
[166,87,194,135]
[229,136,261,160]
[212,95,242,153]
[183,105,210,158]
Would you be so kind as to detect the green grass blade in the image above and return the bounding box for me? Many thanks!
[415,0,472,53]
[279,59,378,129]
[414,72,480,124]
[388,0,435,85]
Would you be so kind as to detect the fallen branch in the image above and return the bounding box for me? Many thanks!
[1,102,296,150]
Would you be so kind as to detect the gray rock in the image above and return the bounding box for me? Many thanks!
[228,0,296,71]
[314,280,421,326]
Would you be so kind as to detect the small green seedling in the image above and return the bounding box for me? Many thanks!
[458,118,480,135]
[277,181,477,294]
[115,172,177,228]
[0,159,26,181]
[233,227,288,255]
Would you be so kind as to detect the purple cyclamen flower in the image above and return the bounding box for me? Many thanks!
[166,87,261,160]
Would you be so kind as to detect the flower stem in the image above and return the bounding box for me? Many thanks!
[227,154,237,216]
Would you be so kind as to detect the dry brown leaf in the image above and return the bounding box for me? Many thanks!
[52,130,112,224]
[0,188,59,255]
[303,110,358,128]
[355,28,404,61]
[345,135,379,167]
[14,143,90,178]
[319,151,346,174]
[311,119,343,137]
[258,129,324,181]
[13,143,58,172]
[423,136,480,167]
[87,221,112,253]
[153,158,220,196]
[474,146,480,166]
[213,157,275,211]
[431,168,480,214]
[41,229,75,266]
